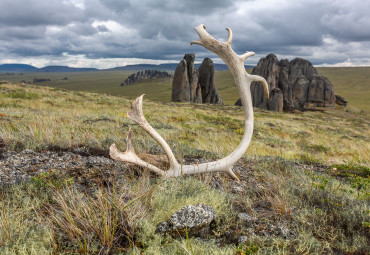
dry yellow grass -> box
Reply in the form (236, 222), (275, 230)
(1, 82), (369, 165)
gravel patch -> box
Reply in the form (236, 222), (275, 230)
(0, 149), (128, 185)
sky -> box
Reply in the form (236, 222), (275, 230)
(0, 0), (369, 69)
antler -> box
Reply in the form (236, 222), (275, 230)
(110, 24), (269, 181)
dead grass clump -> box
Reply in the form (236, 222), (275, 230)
(43, 175), (155, 254)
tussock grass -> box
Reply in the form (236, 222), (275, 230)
(44, 177), (152, 254)
(0, 183), (53, 254)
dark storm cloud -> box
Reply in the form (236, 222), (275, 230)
(0, 0), (369, 67)
(0, 0), (85, 27)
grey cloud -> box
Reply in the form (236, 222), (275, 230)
(0, 0), (84, 26)
(0, 0), (369, 67)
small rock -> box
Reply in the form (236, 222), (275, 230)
(278, 225), (294, 238)
(156, 203), (217, 237)
(238, 235), (248, 244)
(238, 213), (257, 225)
(231, 183), (245, 194)
(22, 149), (35, 154)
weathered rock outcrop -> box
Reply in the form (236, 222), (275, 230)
(198, 58), (223, 104)
(172, 60), (191, 102)
(267, 88), (284, 112)
(335, 94), (348, 106)
(120, 70), (171, 86)
(172, 54), (222, 104)
(236, 54), (339, 111)
(33, 78), (51, 83)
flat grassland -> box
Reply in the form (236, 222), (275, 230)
(2, 66), (369, 111)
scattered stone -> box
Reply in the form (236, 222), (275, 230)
(238, 213), (257, 226)
(156, 203), (217, 237)
(0, 149), (128, 185)
(238, 235), (248, 244)
(278, 225), (293, 238)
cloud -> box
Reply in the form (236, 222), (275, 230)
(0, 0), (369, 68)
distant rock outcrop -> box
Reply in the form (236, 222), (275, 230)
(235, 54), (339, 111)
(120, 70), (172, 86)
(172, 54), (223, 104)
(33, 78), (51, 83)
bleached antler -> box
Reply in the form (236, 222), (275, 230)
(110, 24), (269, 181)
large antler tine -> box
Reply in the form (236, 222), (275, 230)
(123, 94), (180, 169)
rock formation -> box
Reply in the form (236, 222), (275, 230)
(235, 54), (338, 111)
(171, 59), (191, 102)
(171, 54), (222, 104)
(198, 58), (223, 104)
(120, 70), (171, 86)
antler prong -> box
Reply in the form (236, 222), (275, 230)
(109, 136), (166, 176)
(240, 51), (255, 62)
(225, 28), (232, 45)
(190, 40), (203, 46)
(127, 94), (146, 125)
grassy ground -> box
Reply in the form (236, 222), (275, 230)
(317, 67), (370, 112)
(0, 83), (369, 254)
(2, 66), (369, 111)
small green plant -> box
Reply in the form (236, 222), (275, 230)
(31, 170), (74, 190)
(236, 242), (259, 255)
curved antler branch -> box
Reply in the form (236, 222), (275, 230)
(116, 95), (180, 169)
(110, 24), (269, 181)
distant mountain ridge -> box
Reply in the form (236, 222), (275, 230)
(0, 63), (255, 73)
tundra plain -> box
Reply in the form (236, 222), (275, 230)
(0, 67), (369, 254)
